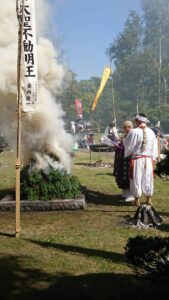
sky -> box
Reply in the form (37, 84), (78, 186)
(50, 0), (142, 80)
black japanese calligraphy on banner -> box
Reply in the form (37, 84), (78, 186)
(16, 0), (38, 112)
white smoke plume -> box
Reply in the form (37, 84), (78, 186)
(0, 0), (73, 173)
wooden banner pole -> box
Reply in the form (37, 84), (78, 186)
(15, 0), (24, 238)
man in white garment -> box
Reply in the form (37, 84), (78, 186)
(70, 121), (76, 134)
(123, 113), (158, 206)
(104, 122), (119, 141)
(101, 121), (119, 147)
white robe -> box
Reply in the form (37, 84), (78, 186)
(123, 126), (158, 198)
(104, 126), (119, 140)
(101, 126), (119, 147)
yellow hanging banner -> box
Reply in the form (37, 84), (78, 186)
(91, 66), (111, 111)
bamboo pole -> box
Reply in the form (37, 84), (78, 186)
(157, 131), (161, 162)
(158, 3), (162, 109)
(15, 1), (24, 238)
(157, 121), (161, 162)
(136, 95), (139, 114)
(111, 71), (116, 127)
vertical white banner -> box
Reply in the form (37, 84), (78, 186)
(17, 0), (38, 112)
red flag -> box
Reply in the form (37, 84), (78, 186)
(74, 99), (83, 119)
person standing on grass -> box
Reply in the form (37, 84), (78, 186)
(70, 121), (76, 134)
(104, 121), (119, 143)
(113, 120), (134, 202)
(123, 113), (158, 206)
(101, 121), (119, 148)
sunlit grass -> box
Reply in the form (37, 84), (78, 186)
(0, 150), (169, 299)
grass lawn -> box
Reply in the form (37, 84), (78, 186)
(0, 149), (169, 300)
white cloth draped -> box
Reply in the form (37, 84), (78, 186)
(130, 157), (154, 198)
(123, 126), (158, 198)
(104, 126), (119, 140)
(123, 127), (158, 160)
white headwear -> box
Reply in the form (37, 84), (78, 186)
(135, 114), (149, 123)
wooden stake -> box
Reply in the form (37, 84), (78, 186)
(157, 129), (161, 162)
(111, 71), (116, 127)
(15, 0), (24, 238)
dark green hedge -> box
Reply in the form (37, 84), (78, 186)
(155, 150), (169, 179)
(125, 236), (169, 278)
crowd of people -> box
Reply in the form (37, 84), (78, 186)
(104, 113), (168, 207)
(70, 113), (168, 207)
(70, 120), (95, 150)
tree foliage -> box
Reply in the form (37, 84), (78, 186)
(58, 0), (169, 132)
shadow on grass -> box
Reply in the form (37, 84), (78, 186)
(84, 189), (123, 206)
(0, 232), (15, 238)
(153, 212), (169, 232)
(39, 272), (168, 300)
(158, 223), (169, 232)
(158, 211), (169, 218)
(0, 254), (168, 300)
(97, 172), (114, 176)
(28, 239), (125, 263)
(0, 188), (14, 200)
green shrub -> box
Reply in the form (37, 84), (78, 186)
(21, 167), (82, 201)
(125, 236), (169, 279)
(155, 149), (169, 179)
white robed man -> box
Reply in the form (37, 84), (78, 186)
(101, 121), (119, 147)
(123, 113), (158, 206)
